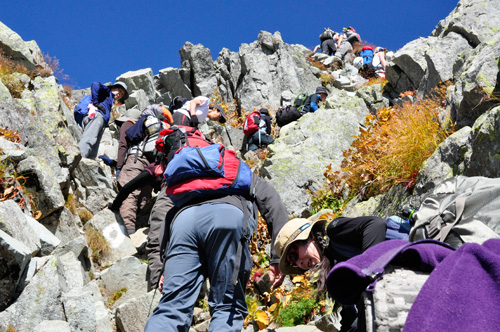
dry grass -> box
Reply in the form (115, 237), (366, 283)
(84, 225), (110, 265)
(0, 52), (32, 98)
(320, 73), (335, 86)
(325, 83), (454, 200)
(306, 57), (327, 71)
(107, 287), (128, 307)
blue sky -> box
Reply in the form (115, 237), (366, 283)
(2, 0), (458, 89)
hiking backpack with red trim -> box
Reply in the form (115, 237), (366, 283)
(155, 125), (212, 163)
(156, 125), (253, 207)
(243, 110), (261, 136)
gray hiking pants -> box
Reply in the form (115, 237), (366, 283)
(78, 112), (106, 159)
(117, 154), (152, 233)
(145, 202), (252, 332)
(146, 187), (174, 290)
(335, 41), (353, 61)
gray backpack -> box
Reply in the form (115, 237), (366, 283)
(409, 176), (500, 247)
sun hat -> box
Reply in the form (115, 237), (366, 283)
(315, 86), (328, 96)
(275, 218), (328, 275)
(110, 81), (129, 101)
(115, 108), (142, 124)
(214, 105), (227, 123)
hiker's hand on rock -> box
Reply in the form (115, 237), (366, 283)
(269, 263), (285, 289)
(158, 275), (164, 292)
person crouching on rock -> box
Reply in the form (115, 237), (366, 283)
(273, 216), (387, 331)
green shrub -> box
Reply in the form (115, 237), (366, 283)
(276, 298), (321, 327)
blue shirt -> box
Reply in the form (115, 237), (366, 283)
(90, 82), (115, 124)
(310, 94), (323, 112)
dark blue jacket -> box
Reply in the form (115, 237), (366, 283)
(90, 82), (115, 124)
(302, 94), (323, 113)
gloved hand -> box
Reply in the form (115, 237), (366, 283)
(190, 115), (200, 127)
(98, 155), (117, 167)
(115, 168), (121, 180)
(88, 103), (98, 119)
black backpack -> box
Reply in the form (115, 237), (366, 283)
(168, 96), (191, 113)
(319, 28), (335, 42)
(275, 105), (303, 127)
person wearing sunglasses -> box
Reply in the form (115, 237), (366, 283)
(274, 216), (386, 331)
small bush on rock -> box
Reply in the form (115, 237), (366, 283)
(325, 83), (454, 200)
(84, 225), (110, 264)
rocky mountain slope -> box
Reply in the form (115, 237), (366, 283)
(0, 0), (499, 331)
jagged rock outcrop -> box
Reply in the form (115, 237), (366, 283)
(260, 88), (370, 217)
(232, 31), (320, 111)
(0, 21), (51, 74)
(1, 0), (500, 330)
(386, 0), (500, 128)
(179, 42), (218, 98)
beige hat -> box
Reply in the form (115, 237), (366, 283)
(115, 108), (142, 124)
(275, 218), (327, 275)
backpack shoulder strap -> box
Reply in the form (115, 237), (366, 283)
(438, 194), (469, 242)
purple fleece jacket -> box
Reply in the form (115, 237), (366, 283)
(404, 239), (500, 332)
(326, 239), (454, 305)
(326, 239), (500, 331)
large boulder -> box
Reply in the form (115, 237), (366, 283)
(0, 76), (80, 218)
(179, 42), (217, 97)
(386, 0), (500, 129)
(0, 256), (66, 332)
(432, 0), (500, 47)
(156, 67), (192, 105)
(0, 21), (50, 73)
(0, 200), (60, 256)
(386, 33), (471, 95)
(447, 33), (500, 128)
(0, 229), (31, 311)
(234, 31), (320, 111)
(415, 105), (500, 196)
(261, 89), (369, 217)
(117, 68), (156, 103)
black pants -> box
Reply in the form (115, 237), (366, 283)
(321, 39), (337, 56)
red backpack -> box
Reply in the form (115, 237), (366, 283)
(243, 110), (261, 136)
(155, 125), (212, 163)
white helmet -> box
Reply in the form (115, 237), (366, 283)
(353, 56), (363, 69)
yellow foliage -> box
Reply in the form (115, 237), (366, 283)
(84, 225), (110, 265)
(326, 83), (454, 200)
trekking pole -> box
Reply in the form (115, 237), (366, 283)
(147, 288), (157, 317)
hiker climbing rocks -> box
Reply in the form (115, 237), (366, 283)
(335, 27), (360, 62)
(245, 108), (275, 152)
(172, 96), (227, 127)
(273, 216), (387, 331)
(144, 143), (289, 331)
(114, 108), (142, 176)
(76, 81), (129, 159)
(318, 28), (338, 56)
(372, 47), (388, 78)
(115, 104), (171, 235)
(302, 86), (328, 113)
(358, 46), (389, 79)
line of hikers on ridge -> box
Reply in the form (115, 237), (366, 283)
(312, 26), (394, 79)
(73, 81), (412, 331)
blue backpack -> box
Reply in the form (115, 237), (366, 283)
(360, 46), (374, 66)
(163, 142), (253, 207)
(74, 95), (92, 126)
